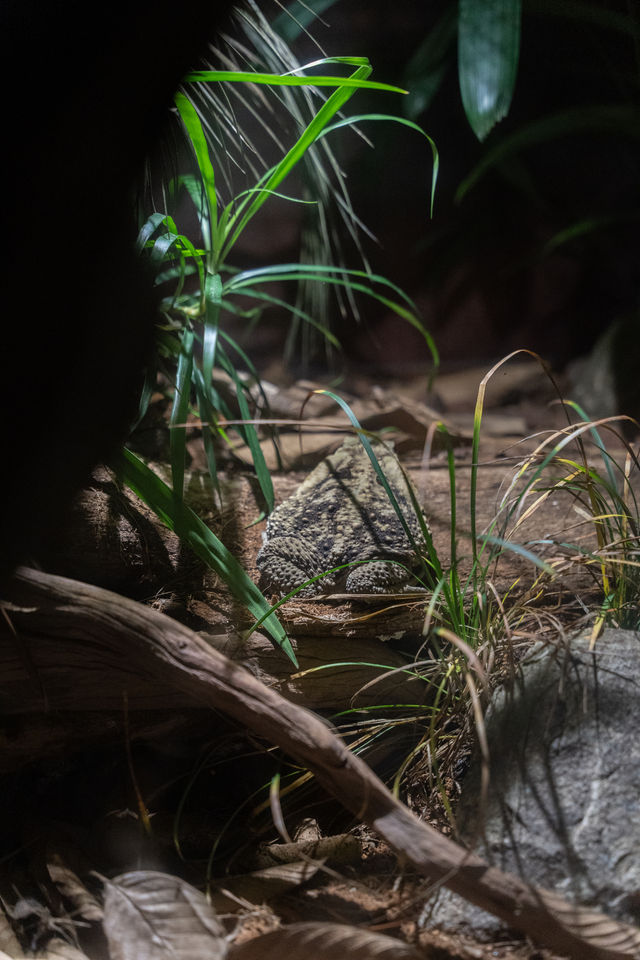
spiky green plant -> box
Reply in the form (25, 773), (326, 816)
(117, 13), (438, 661)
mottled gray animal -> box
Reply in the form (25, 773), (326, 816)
(257, 437), (428, 597)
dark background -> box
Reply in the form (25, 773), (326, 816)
(2, 0), (639, 574)
(240, 0), (640, 376)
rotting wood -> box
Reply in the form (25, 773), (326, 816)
(1, 567), (639, 960)
(0, 588), (426, 722)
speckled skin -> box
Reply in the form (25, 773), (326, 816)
(256, 437), (427, 597)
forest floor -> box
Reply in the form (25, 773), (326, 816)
(0, 356), (630, 960)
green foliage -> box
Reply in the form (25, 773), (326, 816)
(401, 0), (522, 138)
(507, 403), (640, 631)
(456, 104), (640, 203)
(403, 0), (640, 264)
(118, 449), (297, 663)
(147, 59), (436, 499)
(458, 0), (521, 141)
(403, 7), (457, 121)
(124, 44), (438, 651)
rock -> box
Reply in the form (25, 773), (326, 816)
(423, 628), (640, 937)
(567, 313), (640, 426)
(0, 0), (234, 583)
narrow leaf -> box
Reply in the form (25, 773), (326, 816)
(219, 63), (376, 258)
(170, 328), (194, 501)
(458, 0), (521, 141)
(174, 93), (217, 250)
(456, 104), (640, 201)
(203, 271), (222, 402)
(319, 113), (439, 216)
(214, 345), (274, 512)
(403, 6), (457, 119)
(136, 212), (170, 252)
(185, 69), (406, 94)
(118, 450), (295, 663)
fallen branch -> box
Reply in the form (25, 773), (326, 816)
(2, 567), (639, 960)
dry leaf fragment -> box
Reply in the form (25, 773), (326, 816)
(102, 871), (226, 960)
(228, 922), (422, 960)
(0, 911), (23, 958)
(47, 856), (103, 922)
(212, 860), (320, 910)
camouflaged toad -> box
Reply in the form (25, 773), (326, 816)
(256, 437), (427, 597)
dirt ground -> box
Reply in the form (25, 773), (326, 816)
(1, 357), (633, 959)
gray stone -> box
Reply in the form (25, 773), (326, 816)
(423, 629), (640, 936)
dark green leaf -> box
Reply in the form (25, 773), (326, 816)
(403, 5), (457, 119)
(219, 63), (377, 260)
(170, 328), (194, 501)
(458, 0), (522, 140)
(174, 93), (217, 254)
(456, 104), (640, 200)
(319, 113), (439, 216)
(214, 345), (274, 512)
(202, 271), (222, 404)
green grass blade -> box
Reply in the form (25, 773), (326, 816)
(136, 212), (173, 252)
(542, 214), (628, 255)
(319, 113), (439, 216)
(458, 0), (521, 141)
(223, 288), (342, 348)
(131, 365), (157, 432)
(313, 390), (433, 572)
(118, 449), (295, 664)
(184, 68), (406, 95)
(203, 271), (222, 403)
(456, 105), (640, 201)
(480, 534), (554, 574)
(194, 381), (221, 497)
(214, 345), (274, 512)
(149, 232), (184, 266)
(174, 93), (217, 257)
(225, 263), (439, 371)
(170, 328), (194, 501)
(219, 63), (377, 260)
(180, 174), (212, 254)
(226, 262), (413, 297)
(403, 5), (457, 120)
(562, 400), (620, 491)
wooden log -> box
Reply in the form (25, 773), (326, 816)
(1, 567), (639, 960)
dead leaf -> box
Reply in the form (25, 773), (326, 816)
(228, 922), (422, 959)
(102, 871), (226, 960)
(227, 376), (469, 470)
(0, 912), (22, 958)
(47, 855), (103, 922)
(212, 860), (319, 911)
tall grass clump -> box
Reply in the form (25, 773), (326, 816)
(115, 7), (438, 659)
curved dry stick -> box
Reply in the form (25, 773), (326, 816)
(2, 567), (639, 960)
